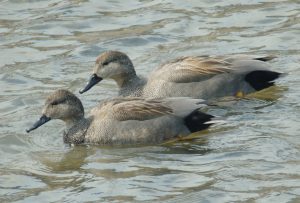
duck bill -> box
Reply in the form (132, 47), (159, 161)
(26, 115), (51, 133)
(79, 74), (103, 94)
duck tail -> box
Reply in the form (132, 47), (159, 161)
(245, 70), (282, 91)
(184, 110), (214, 133)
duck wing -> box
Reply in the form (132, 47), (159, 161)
(91, 97), (173, 121)
(148, 56), (232, 83)
(112, 98), (173, 121)
(148, 55), (276, 83)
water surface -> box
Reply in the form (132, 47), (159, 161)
(0, 0), (300, 202)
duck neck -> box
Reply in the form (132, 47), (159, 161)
(64, 115), (85, 130)
(63, 117), (90, 144)
(113, 72), (144, 96)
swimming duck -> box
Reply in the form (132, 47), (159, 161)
(26, 89), (214, 145)
(79, 51), (281, 99)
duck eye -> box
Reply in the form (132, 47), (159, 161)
(51, 101), (59, 105)
(102, 61), (109, 66)
(51, 98), (66, 106)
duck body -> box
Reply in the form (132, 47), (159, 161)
(79, 51), (281, 99)
(143, 57), (280, 99)
(77, 115), (188, 145)
(27, 90), (213, 145)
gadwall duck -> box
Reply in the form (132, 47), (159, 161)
(79, 51), (281, 99)
(26, 89), (214, 145)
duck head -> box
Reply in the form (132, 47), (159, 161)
(79, 51), (136, 94)
(26, 89), (84, 133)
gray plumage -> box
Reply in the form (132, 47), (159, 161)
(27, 90), (213, 145)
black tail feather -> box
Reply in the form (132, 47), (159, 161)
(245, 70), (281, 91)
(184, 110), (214, 133)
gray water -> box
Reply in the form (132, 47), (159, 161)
(1, 0), (300, 202)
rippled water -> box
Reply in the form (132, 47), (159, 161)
(1, 0), (300, 202)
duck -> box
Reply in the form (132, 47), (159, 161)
(79, 51), (281, 99)
(26, 89), (214, 145)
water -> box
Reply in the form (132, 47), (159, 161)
(0, 0), (299, 202)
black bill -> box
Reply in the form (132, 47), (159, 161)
(79, 74), (103, 94)
(26, 115), (51, 133)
